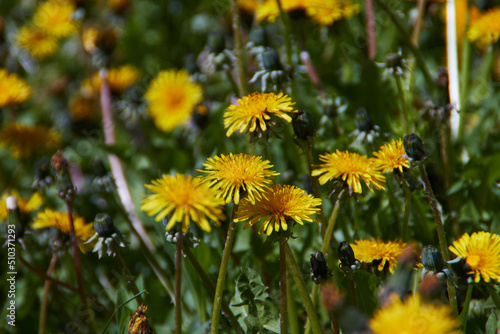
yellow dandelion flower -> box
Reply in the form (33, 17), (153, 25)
(199, 153), (279, 205)
(141, 174), (225, 233)
(224, 92), (297, 137)
(0, 190), (44, 222)
(32, 209), (96, 246)
(373, 139), (410, 173)
(83, 65), (140, 96)
(256, 0), (305, 23)
(69, 95), (95, 122)
(312, 150), (386, 194)
(370, 294), (460, 334)
(306, 0), (361, 26)
(0, 123), (61, 159)
(468, 8), (500, 49)
(33, 0), (78, 38)
(15, 26), (58, 59)
(351, 239), (406, 273)
(449, 231), (500, 283)
(235, 184), (322, 235)
(145, 69), (203, 132)
(0, 69), (32, 108)
(238, 0), (258, 13)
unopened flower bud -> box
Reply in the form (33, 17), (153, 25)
(51, 151), (75, 200)
(355, 108), (374, 132)
(292, 109), (315, 141)
(94, 213), (116, 238)
(422, 245), (445, 273)
(338, 241), (360, 270)
(404, 133), (426, 162)
(310, 251), (333, 284)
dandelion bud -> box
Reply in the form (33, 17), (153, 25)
(384, 51), (405, 75)
(51, 151), (75, 200)
(127, 304), (152, 334)
(403, 133), (426, 162)
(310, 251), (333, 284)
(292, 109), (315, 141)
(422, 245), (445, 273)
(355, 108), (374, 132)
(338, 241), (360, 271)
(94, 213), (116, 238)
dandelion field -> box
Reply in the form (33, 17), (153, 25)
(1, 0), (500, 333)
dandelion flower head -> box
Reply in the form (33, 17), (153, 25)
(467, 8), (500, 49)
(224, 92), (297, 137)
(373, 138), (410, 173)
(449, 231), (500, 283)
(0, 123), (61, 159)
(141, 174), (225, 232)
(199, 153), (279, 204)
(83, 66), (140, 96)
(0, 69), (32, 108)
(235, 184), (321, 235)
(312, 150), (386, 194)
(33, 0), (78, 39)
(145, 69), (203, 132)
(15, 26), (58, 59)
(370, 293), (460, 334)
(351, 239), (407, 273)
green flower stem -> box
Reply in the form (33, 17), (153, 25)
(305, 144), (326, 236)
(305, 195), (343, 334)
(66, 201), (86, 302)
(486, 285), (500, 310)
(229, 0), (248, 96)
(285, 243), (323, 334)
(39, 252), (58, 334)
(459, 1), (472, 137)
(287, 273), (299, 334)
(280, 239), (288, 334)
(183, 246), (243, 334)
(411, 0), (426, 45)
(401, 179), (412, 241)
(211, 203), (239, 334)
(394, 74), (409, 134)
(224, 67), (241, 96)
(459, 284), (474, 331)
(175, 226), (183, 334)
(115, 250), (145, 305)
(418, 164), (458, 316)
(374, 0), (435, 91)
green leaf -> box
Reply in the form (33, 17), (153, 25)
(230, 268), (280, 333)
(486, 310), (500, 334)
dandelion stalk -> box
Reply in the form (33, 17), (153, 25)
(279, 237), (288, 334)
(175, 226), (183, 334)
(401, 178), (411, 241)
(418, 164), (458, 316)
(114, 250), (145, 305)
(287, 273), (299, 334)
(229, 0), (248, 96)
(394, 74), (409, 134)
(304, 144), (326, 236)
(285, 243), (323, 334)
(211, 203), (239, 334)
(39, 252), (58, 334)
(184, 245), (243, 334)
(66, 201), (86, 302)
(459, 284), (474, 331)
(459, 1), (472, 137)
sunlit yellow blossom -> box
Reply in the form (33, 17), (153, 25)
(69, 95), (95, 121)
(224, 92), (297, 137)
(312, 150), (386, 194)
(306, 0), (361, 26)
(141, 174), (225, 232)
(145, 69), (203, 132)
(370, 294), (460, 334)
(83, 66), (139, 95)
(238, 0), (257, 13)
(235, 184), (321, 235)
(199, 153), (278, 204)
(33, 0), (78, 38)
(449, 231), (500, 283)
(373, 139), (410, 173)
(468, 8), (500, 49)
(351, 239), (406, 273)
(0, 69), (32, 108)
(0, 190), (43, 222)
(15, 26), (58, 59)
(256, 0), (305, 23)
(0, 123), (61, 159)
(33, 209), (96, 249)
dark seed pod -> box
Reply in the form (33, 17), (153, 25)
(292, 109), (315, 141)
(310, 251), (333, 284)
(94, 213), (116, 238)
(404, 133), (426, 161)
(422, 245), (445, 273)
(338, 241), (360, 270)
